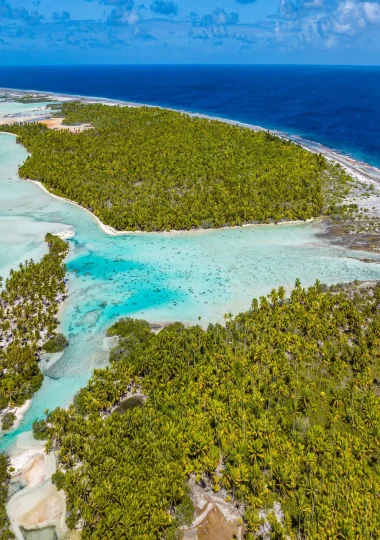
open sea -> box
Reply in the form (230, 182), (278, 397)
(0, 64), (379, 167)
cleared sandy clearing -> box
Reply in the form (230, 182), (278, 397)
(40, 117), (93, 132)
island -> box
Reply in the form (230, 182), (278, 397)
(0, 234), (69, 421)
(0, 101), (353, 232)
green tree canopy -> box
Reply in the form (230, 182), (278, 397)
(44, 280), (380, 539)
(0, 102), (344, 231)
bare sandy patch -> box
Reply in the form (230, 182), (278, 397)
(7, 446), (67, 539)
(181, 476), (245, 540)
(40, 117), (93, 133)
(18, 485), (65, 531)
(23, 454), (46, 488)
(10, 448), (46, 490)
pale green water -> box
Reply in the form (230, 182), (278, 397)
(2, 122), (380, 451)
(0, 100), (52, 120)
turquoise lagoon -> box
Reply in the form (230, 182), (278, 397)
(2, 130), (380, 451)
(0, 100), (53, 121)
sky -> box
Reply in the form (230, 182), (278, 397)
(0, 0), (380, 65)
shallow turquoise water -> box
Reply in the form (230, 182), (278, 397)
(2, 129), (380, 451)
(0, 100), (53, 120)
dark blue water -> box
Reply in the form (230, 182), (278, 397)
(1, 65), (379, 167)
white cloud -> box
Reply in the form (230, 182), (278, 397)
(280, 0), (326, 18)
(320, 0), (380, 37)
(325, 34), (338, 47)
(126, 8), (140, 24)
(276, 0), (380, 48)
(196, 8), (240, 27)
(107, 6), (140, 24)
(363, 1), (380, 22)
(304, 0), (324, 7)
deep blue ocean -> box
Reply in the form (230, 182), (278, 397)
(0, 64), (379, 167)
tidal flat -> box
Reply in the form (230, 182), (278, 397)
(2, 93), (380, 455)
(0, 98), (54, 124)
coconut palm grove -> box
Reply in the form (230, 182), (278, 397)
(0, 93), (379, 539)
(0, 234), (69, 416)
(0, 101), (333, 231)
(1, 0), (380, 531)
(33, 281), (380, 538)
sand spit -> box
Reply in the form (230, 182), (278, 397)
(53, 230), (75, 240)
(12, 450), (46, 488)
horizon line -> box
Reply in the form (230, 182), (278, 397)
(1, 63), (380, 68)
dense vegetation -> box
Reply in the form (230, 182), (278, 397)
(0, 102), (344, 231)
(38, 280), (380, 539)
(0, 413), (16, 432)
(0, 454), (13, 539)
(0, 233), (68, 413)
(42, 333), (69, 353)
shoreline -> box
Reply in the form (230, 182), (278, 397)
(2, 91), (380, 537)
(0, 134), (357, 239)
(12, 400), (32, 432)
(1, 86), (380, 179)
(1, 88), (380, 205)
(0, 400), (32, 437)
(2, 96), (380, 246)
(26, 179), (127, 236)
(28, 180), (317, 236)
(2, 94), (380, 249)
